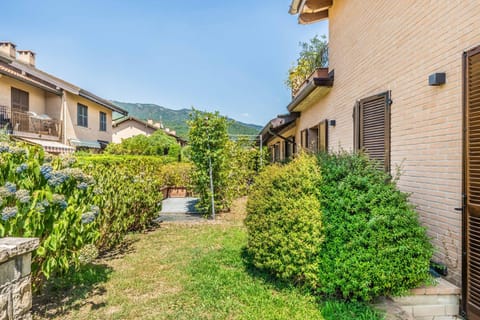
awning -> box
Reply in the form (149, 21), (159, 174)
(20, 138), (75, 154)
(69, 139), (101, 149)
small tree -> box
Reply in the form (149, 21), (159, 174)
(286, 35), (329, 93)
(187, 109), (230, 215)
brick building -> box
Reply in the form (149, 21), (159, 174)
(261, 1), (480, 317)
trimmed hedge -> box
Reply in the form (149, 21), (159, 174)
(76, 155), (192, 250)
(316, 152), (433, 300)
(245, 152), (433, 301)
(245, 155), (323, 287)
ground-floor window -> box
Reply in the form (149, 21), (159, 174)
(353, 91), (391, 172)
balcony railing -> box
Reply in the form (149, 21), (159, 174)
(0, 105), (61, 138)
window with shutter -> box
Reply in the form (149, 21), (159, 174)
(301, 129), (308, 149)
(464, 45), (480, 319)
(285, 136), (295, 159)
(353, 91), (391, 172)
(308, 126), (319, 151)
(318, 119), (328, 152)
(11, 87), (29, 112)
(77, 103), (88, 127)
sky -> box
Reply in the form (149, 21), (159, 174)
(1, 0), (327, 126)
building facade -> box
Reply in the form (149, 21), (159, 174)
(261, 1), (480, 317)
(0, 42), (127, 153)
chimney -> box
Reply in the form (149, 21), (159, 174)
(0, 42), (16, 59)
(153, 122), (161, 128)
(17, 50), (36, 67)
(165, 128), (170, 133)
(147, 119), (153, 125)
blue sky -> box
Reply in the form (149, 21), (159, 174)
(1, 0), (327, 125)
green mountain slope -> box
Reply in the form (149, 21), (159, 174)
(112, 101), (262, 139)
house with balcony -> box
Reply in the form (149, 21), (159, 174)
(0, 42), (127, 153)
(261, 1), (480, 318)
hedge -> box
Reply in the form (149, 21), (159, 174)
(245, 152), (433, 301)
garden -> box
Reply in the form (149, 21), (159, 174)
(0, 111), (434, 319)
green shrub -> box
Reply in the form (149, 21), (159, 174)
(76, 155), (173, 250)
(245, 152), (433, 301)
(316, 152), (433, 300)
(104, 130), (181, 160)
(245, 154), (323, 287)
(0, 142), (98, 287)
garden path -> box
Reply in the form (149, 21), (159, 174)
(156, 197), (205, 222)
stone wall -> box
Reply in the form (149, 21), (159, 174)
(0, 238), (39, 320)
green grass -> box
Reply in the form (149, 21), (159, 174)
(33, 202), (384, 320)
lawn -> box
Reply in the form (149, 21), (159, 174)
(32, 198), (383, 320)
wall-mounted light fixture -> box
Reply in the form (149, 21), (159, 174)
(329, 119), (336, 127)
(428, 72), (446, 86)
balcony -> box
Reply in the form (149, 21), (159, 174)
(0, 105), (61, 140)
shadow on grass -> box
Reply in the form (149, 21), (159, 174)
(32, 238), (139, 319)
(98, 237), (138, 260)
(32, 263), (112, 319)
(241, 247), (384, 320)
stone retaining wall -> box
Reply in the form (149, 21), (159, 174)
(0, 238), (39, 320)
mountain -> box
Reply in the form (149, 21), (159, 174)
(111, 101), (262, 139)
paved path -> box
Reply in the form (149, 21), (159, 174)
(156, 197), (206, 222)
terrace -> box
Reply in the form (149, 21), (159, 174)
(0, 105), (61, 140)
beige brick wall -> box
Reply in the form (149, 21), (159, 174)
(294, 0), (480, 285)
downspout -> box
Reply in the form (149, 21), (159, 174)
(61, 91), (67, 145)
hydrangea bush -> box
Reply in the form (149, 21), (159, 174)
(0, 143), (99, 287)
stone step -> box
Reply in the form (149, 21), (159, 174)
(390, 279), (461, 320)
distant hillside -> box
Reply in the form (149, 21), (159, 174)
(112, 101), (262, 139)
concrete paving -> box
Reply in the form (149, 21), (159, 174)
(156, 197), (206, 222)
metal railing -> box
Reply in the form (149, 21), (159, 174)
(0, 105), (61, 137)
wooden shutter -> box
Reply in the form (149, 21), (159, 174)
(357, 92), (390, 172)
(465, 46), (480, 320)
(11, 87), (29, 112)
(353, 102), (360, 151)
(301, 129), (308, 149)
(318, 119), (328, 152)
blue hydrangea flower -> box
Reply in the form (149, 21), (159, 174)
(15, 189), (31, 204)
(10, 147), (26, 156)
(77, 182), (89, 190)
(90, 205), (100, 216)
(15, 163), (28, 174)
(0, 144), (10, 153)
(81, 212), (95, 224)
(40, 165), (53, 180)
(35, 203), (45, 213)
(52, 194), (67, 210)
(1, 206), (17, 221)
(41, 200), (50, 208)
(47, 171), (68, 187)
(4, 182), (16, 194)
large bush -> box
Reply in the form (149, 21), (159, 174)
(245, 152), (433, 301)
(316, 152), (433, 300)
(76, 155), (191, 250)
(245, 154), (323, 288)
(0, 142), (98, 287)
(105, 130), (181, 160)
